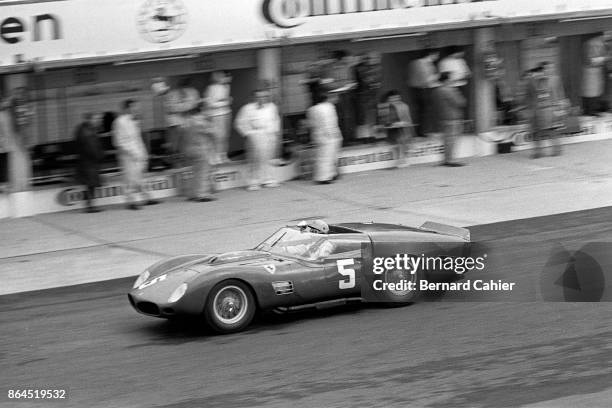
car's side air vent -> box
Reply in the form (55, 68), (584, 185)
(272, 281), (294, 295)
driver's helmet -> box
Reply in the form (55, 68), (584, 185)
(298, 219), (330, 234)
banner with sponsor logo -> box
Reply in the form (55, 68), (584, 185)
(493, 114), (612, 152)
(337, 143), (399, 173)
(1, 0), (612, 69)
(336, 135), (489, 173)
(0, 160), (298, 218)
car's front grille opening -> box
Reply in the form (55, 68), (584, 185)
(128, 294), (136, 307)
(137, 302), (160, 316)
(161, 307), (175, 315)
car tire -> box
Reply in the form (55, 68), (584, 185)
(379, 267), (424, 305)
(204, 280), (256, 334)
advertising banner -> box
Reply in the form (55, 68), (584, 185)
(2, 0), (612, 69)
(493, 114), (612, 152)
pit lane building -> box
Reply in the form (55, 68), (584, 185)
(1, 0), (612, 217)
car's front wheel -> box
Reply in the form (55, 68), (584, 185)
(204, 280), (256, 334)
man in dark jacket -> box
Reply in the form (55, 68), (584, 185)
(432, 72), (466, 166)
(75, 113), (104, 212)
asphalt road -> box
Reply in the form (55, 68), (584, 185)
(2, 207), (612, 408)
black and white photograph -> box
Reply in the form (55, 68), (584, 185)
(2, 0), (612, 407)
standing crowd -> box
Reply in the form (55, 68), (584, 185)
(303, 47), (471, 171)
(74, 73), (285, 212)
(73, 45), (580, 212)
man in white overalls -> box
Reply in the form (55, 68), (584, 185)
(234, 88), (281, 191)
(306, 90), (342, 184)
(204, 71), (233, 164)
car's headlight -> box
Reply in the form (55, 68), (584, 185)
(133, 270), (150, 289)
(168, 283), (188, 303)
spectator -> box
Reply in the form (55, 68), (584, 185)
(407, 49), (440, 137)
(322, 50), (358, 144)
(380, 90), (415, 168)
(204, 71), (233, 164)
(438, 46), (471, 88)
(234, 87), (282, 191)
(439, 46), (471, 119)
(303, 60), (328, 107)
(524, 65), (564, 158)
(354, 52), (382, 140)
(306, 89), (342, 184)
(605, 34), (612, 111)
(164, 78), (201, 166)
(100, 111), (117, 134)
(494, 67), (519, 125)
(432, 72), (466, 167)
(515, 68), (538, 123)
(183, 103), (217, 202)
(540, 61), (567, 103)
(582, 33), (607, 116)
(74, 113), (104, 213)
(112, 99), (159, 210)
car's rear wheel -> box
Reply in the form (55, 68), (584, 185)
(380, 267), (424, 305)
(204, 280), (256, 334)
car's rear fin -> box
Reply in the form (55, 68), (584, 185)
(419, 221), (470, 241)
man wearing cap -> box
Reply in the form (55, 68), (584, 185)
(234, 87), (281, 191)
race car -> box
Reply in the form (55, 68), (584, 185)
(128, 219), (471, 334)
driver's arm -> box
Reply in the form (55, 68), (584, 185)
(281, 243), (309, 256)
(313, 240), (335, 259)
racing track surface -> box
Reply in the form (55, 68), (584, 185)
(2, 207), (612, 408)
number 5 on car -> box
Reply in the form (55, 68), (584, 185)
(337, 259), (356, 289)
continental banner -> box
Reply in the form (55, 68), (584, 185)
(47, 160), (298, 211)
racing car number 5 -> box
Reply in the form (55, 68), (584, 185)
(337, 259), (355, 289)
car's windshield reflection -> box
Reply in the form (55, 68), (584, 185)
(256, 228), (335, 261)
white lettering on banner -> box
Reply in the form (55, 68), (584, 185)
(508, 125), (598, 147)
(56, 176), (178, 206)
(0, 14), (61, 44)
(510, 129), (532, 146)
(338, 151), (395, 167)
(261, 0), (498, 28)
(213, 171), (240, 183)
(409, 141), (444, 157)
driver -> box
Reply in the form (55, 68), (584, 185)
(298, 219), (330, 234)
(282, 220), (335, 259)
(282, 238), (335, 260)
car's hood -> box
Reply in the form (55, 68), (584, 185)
(148, 250), (275, 277)
(132, 250), (281, 297)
